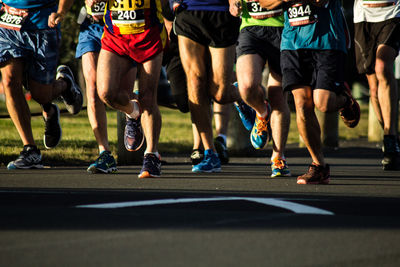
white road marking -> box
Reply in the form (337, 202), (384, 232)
(76, 197), (334, 215)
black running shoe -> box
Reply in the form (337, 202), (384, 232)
(56, 65), (83, 115)
(190, 149), (204, 166)
(214, 136), (229, 164)
(124, 115), (144, 152)
(382, 135), (400, 170)
(43, 103), (62, 149)
(138, 153), (161, 178)
(7, 146), (43, 169)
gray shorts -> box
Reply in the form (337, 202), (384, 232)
(0, 27), (61, 84)
(236, 26), (282, 76)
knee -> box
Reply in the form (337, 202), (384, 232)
(295, 98), (314, 119)
(97, 89), (113, 106)
(375, 61), (392, 82)
(213, 84), (232, 104)
(314, 101), (329, 113)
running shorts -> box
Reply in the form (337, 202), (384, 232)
(174, 10), (240, 48)
(236, 25), (282, 76)
(0, 27), (60, 84)
(101, 24), (167, 64)
(281, 49), (346, 93)
(75, 20), (103, 58)
(354, 18), (400, 74)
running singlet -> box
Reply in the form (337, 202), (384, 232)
(104, 0), (163, 35)
(0, 0), (56, 30)
(181, 0), (229, 11)
(281, 0), (347, 53)
(86, 2), (106, 21)
(354, 0), (400, 23)
(240, 0), (283, 30)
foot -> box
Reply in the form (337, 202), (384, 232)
(87, 151), (118, 174)
(233, 82), (256, 131)
(138, 153), (162, 178)
(190, 149), (204, 166)
(382, 135), (400, 171)
(297, 163), (330, 185)
(56, 65), (83, 115)
(214, 136), (229, 164)
(43, 103), (62, 149)
(250, 100), (272, 149)
(270, 157), (291, 177)
(7, 146), (43, 169)
(124, 114), (144, 152)
(339, 82), (360, 128)
(192, 149), (221, 173)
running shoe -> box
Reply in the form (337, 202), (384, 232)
(192, 149), (221, 173)
(297, 163), (330, 185)
(124, 115), (144, 152)
(56, 65), (83, 115)
(250, 100), (272, 149)
(7, 146), (43, 170)
(43, 103), (62, 149)
(339, 82), (360, 128)
(382, 135), (400, 171)
(138, 153), (162, 178)
(233, 82), (256, 131)
(87, 151), (118, 174)
(214, 136), (229, 164)
(190, 149), (204, 166)
(270, 157), (291, 177)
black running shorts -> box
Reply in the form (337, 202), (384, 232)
(354, 18), (400, 75)
(174, 10), (240, 48)
(281, 49), (346, 93)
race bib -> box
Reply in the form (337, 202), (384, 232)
(87, 2), (106, 21)
(362, 0), (396, 8)
(246, 1), (282, 19)
(108, 0), (149, 34)
(0, 4), (28, 31)
(287, 3), (317, 26)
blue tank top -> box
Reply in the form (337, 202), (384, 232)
(280, 0), (347, 53)
(182, 0), (229, 11)
(1, 0), (57, 30)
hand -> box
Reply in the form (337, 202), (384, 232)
(48, 12), (64, 28)
(229, 0), (241, 17)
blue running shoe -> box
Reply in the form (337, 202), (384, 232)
(124, 115), (144, 152)
(87, 151), (117, 174)
(270, 157), (291, 177)
(250, 100), (272, 149)
(233, 83), (256, 131)
(192, 149), (221, 173)
(139, 153), (162, 178)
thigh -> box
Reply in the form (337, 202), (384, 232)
(97, 49), (135, 96)
(236, 53), (265, 88)
(208, 45), (236, 91)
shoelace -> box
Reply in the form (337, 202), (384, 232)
(255, 117), (269, 135)
(126, 119), (139, 136)
(272, 158), (285, 169)
(96, 152), (110, 164)
(143, 154), (160, 169)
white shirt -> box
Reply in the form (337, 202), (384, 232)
(354, 0), (400, 23)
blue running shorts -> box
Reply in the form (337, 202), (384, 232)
(0, 27), (61, 85)
(75, 21), (104, 59)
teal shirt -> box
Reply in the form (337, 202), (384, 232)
(1, 0), (58, 30)
(281, 0), (347, 53)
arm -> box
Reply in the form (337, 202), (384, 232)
(48, 0), (75, 28)
(229, 0), (241, 17)
(259, 0), (287, 10)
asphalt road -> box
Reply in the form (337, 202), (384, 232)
(1, 144), (400, 267)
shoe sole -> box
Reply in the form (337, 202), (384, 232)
(271, 172), (292, 178)
(192, 167), (221, 173)
(297, 178), (330, 185)
(7, 163), (44, 170)
(138, 171), (161, 178)
(124, 134), (145, 152)
(43, 104), (62, 149)
(87, 165), (118, 174)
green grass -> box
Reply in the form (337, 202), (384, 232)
(0, 100), (374, 167)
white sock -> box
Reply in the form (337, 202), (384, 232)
(126, 100), (140, 119)
(145, 151), (160, 158)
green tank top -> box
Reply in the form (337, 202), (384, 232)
(240, 0), (284, 30)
